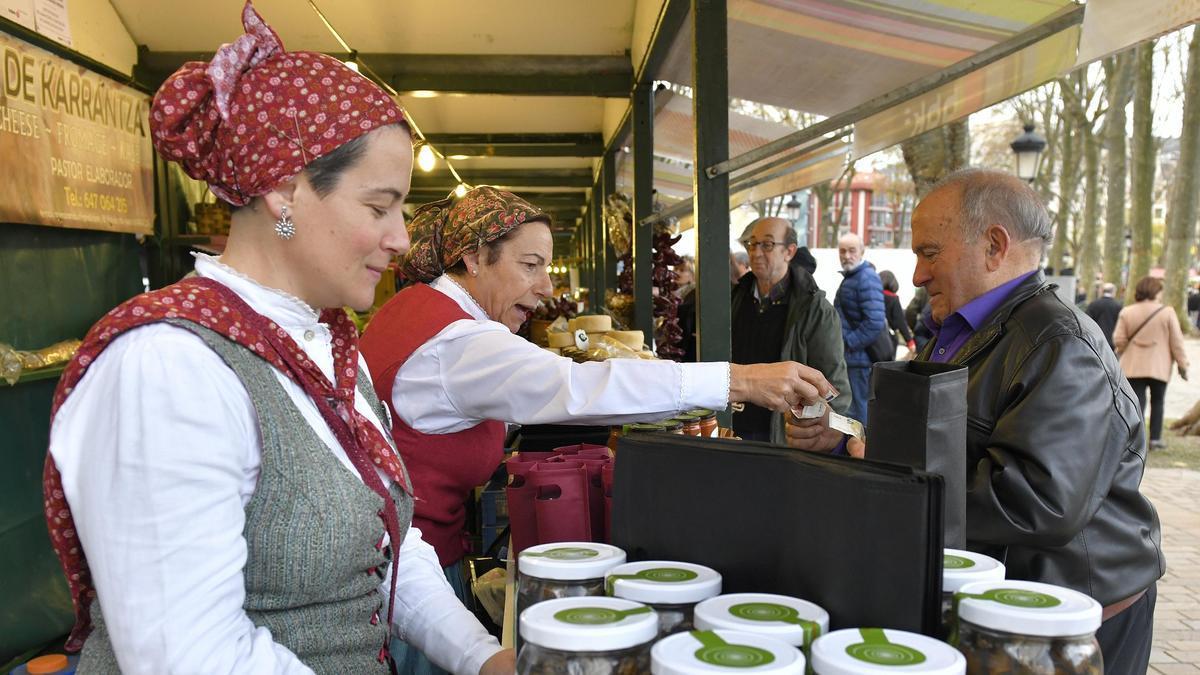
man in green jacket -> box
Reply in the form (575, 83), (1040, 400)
(731, 217), (852, 442)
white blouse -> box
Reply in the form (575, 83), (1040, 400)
(48, 255), (501, 675)
(391, 275), (731, 434)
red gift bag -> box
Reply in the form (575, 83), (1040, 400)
(529, 461), (592, 544)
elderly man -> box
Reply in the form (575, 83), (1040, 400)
(1086, 282), (1123, 349)
(787, 169), (1164, 673)
(834, 233), (885, 424)
(731, 217), (851, 441)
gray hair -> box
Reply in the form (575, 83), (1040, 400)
(930, 168), (1052, 249)
(731, 250), (749, 266)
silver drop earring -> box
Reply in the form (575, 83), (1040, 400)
(274, 206), (295, 240)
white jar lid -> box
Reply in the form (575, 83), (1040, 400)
(651, 629), (806, 674)
(693, 593), (829, 648)
(810, 628), (966, 675)
(956, 579), (1102, 637)
(606, 561), (722, 604)
(519, 596), (658, 652)
(518, 542), (626, 581)
(942, 548), (1006, 593)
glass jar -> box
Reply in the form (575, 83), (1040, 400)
(626, 423), (667, 435)
(654, 419), (685, 434)
(652, 629), (806, 674)
(672, 414), (703, 436)
(810, 628), (965, 675)
(940, 549), (1005, 640)
(954, 580), (1103, 675)
(607, 425), (623, 452)
(517, 597), (658, 675)
(694, 593), (829, 664)
(686, 409), (719, 437)
(606, 561), (723, 637)
(517, 543), (627, 618)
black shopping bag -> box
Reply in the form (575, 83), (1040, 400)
(867, 360), (967, 549)
(611, 433), (944, 635)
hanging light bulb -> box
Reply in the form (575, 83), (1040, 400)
(417, 144), (436, 172)
(454, 183), (468, 198)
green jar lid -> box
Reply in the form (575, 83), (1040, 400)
(627, 423), (666, 433)
(655, 419), (684, 431)
(687, 408), (717, 419)
(673, 413), (701, 422)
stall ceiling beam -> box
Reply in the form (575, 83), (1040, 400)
(707, 4), (1087, 178)
(410, 169), (594, 189)
(424, 133), (604, 157)
(601, 0), (692, 157)
(137, 51), (632, 97)
(693, 0), (732, 374)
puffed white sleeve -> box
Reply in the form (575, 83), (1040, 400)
(49, 325), (314, 675)
(384, 526), (503, 675)
(394, 321), (730, 434)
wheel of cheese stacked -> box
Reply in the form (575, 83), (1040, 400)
(608, 330), (644, 350)
(543, 347), (562, 355)
(573, 315), (612, 333)
(547, 332), (577, 348)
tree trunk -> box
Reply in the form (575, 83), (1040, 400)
(1165, 30), (1200, 327)
(1127, 40), (1157, 303)
(902, 120), (970, 199)
(1102, 53), (1136, 287)
(1049, 84), (1080, 274)
(1079, 133), (1102, 302)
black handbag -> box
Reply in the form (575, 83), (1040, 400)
(866, 361), (968, 549)
(611, 433), (944, 635)
(865, 327), (896, 363)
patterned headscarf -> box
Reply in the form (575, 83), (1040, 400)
(402, 186), (550, 282)
(149, 1), (405, 206)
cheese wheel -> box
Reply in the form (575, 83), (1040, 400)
(547, 332), (576, 348)
(543, 347), (562, 355)
(572, 315), (612, 333)
(566, 318), (578, 332)
(608, 330), (644, 349)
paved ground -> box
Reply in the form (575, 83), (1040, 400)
(1144, 335), (1200, 673)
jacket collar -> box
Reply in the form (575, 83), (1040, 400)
(918, 270), (1051, 365)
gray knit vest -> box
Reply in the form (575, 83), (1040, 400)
(77, 321), (414, 674)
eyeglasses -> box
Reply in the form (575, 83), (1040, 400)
(744, 240), (781, 252)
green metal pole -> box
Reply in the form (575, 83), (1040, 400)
(693, 0), (732, 422)
(602, 151), (619, 293)
(632, 84), (655, 336)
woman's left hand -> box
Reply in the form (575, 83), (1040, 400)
(480, 648), (516, 675)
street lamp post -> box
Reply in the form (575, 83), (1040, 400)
(1010, 123), (1047, 183)
(785, 193), (804, 246)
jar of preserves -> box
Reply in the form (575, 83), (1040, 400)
(606, 561), (723, 636)
(626, 423), (667, 435)
(940, 549), (1004, 640)
(517, 542), (627, 618)
(517, 596), (658, 674)
(694, 592), (829, 663)
(810, 628), (965, 674)
(672, 414), (703, 436)
(954, 579), (1103, 674)
(686, 409), (719, 437)
(652, 629), (806, 674)
(655, 419), (685, 434)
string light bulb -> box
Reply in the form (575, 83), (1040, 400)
(417, 144), (437, 172)
(454, 183), (468, 198)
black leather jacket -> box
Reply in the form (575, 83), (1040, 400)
(919, 272), (1164, 605)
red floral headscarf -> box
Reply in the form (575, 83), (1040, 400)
(402, 186), (550, 282)
(149, 1), (405, 206)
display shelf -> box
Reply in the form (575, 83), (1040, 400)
(1, 363), (67, 388)
(167, 234), (228, 255)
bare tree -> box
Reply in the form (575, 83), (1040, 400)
(1102, 52), (1136, 287)
(1061, 68), (1108, 300)
(1127, 40), (1158, 303)
(902, 120), (970, 199)
(1164, 30), (1200, 325)
(812, 164), (856, 246)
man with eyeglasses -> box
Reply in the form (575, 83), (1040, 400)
(730, 217), (851, 442)
(834, 232), (885, 425)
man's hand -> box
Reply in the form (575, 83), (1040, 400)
(729, 362), (837, 412)
(784, 409), (867, 458)
(479, 648), (515, 675)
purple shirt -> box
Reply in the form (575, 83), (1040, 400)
(929, 271), (1039, 363)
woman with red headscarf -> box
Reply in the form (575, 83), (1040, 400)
(43, 3), (511, 674)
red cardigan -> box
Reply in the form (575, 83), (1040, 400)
(360, 283), (505, 566)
